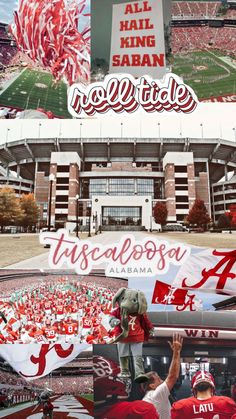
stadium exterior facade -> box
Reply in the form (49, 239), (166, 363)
(0, 138), (235, 230)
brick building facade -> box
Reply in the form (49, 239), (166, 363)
(0, 138), (235, 230)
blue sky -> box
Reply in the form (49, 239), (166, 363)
(0, 0), (90, 28)
(0, 0), (18, 24)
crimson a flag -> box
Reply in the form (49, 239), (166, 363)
(152, 280), (188, 305)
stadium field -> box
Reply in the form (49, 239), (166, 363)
(0, 68), (71, 118)
(173, 50), (236, 100)
(82, 394), (94, 401)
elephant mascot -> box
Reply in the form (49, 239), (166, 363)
(109, 287), (154, 383)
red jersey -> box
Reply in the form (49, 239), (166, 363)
(56, 305), (64, 315)
(82, 318), (93, 329)
(34, 314), (43, 323)
(43, 326), (57, 340)
(44, 301), (52, 310)
(110, 308), (153, 343)
(62, 322), (78, 335)
(171, 396), (236, 419)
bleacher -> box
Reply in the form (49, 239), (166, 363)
(172, 1), (221, 18)
(172, 26), (236, 53)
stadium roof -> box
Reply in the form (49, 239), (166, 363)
(0, 137), (235, 182)
(213, 296), (236, 309)
(148, 310), (236, 329)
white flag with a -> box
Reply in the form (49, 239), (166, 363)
(0, 343), (89, 381)
(173, 248), (236, 295)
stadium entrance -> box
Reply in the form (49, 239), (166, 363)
(143, 353), (236, 399)
(102, 206), (142, 229)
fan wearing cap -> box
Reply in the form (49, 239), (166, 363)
(141, 334), (183, 419)
(171, 370), (236, 418)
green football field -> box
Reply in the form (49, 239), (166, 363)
(0, 68), (71, 118)
(172, 50), (236, 99)
(81, 394), (93, 401)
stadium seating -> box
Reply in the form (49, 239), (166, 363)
(172, 26), (236, 54)
(0, 44), (18, 67)
(224, 8), (236, 18)
(172, 2), (220, 18)
(33, 375), (93, 394)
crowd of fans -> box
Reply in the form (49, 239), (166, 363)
(172, 1), (220, 18)
(224, 8), (236, 19)
(0, 275), (125, 344)
(0, 353), (93, 408)
(172, 26), (236, 54)
(0, 369), (27, 387)
(34, 375), (93, 395)
(0, 368), (38, 407)
(0, 45), (18, 68)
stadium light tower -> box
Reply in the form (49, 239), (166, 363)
(200, 123), (204, 139)
(233, 127), (236, 142)
(87, 202), (92, 237)
(38, 122), (42, 139)
(158, 122), (161, 138)
(5, 128), (10, 145)
(75, 194), (80, 238)
(48, 173), (55, 231)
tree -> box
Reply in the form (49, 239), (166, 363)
(217, 213), (232, 229)
(0, 187), (23, 232)
(153, 201), (168, 229)
(20, 193), (40, 231)
(227, 204), (236, 227)
(187, 199), (210, 228)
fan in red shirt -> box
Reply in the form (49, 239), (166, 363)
(171, 371), (236, 419)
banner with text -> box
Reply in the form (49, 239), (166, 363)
(109, 0), (166, 78)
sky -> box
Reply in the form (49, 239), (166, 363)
(0, 0), (18, 25)
(0, 103), (236, 143)
(0, 0), (90, 30)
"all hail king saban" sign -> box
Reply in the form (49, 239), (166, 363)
(109, 0), (166, 78)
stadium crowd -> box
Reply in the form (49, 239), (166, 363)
(172, 26), (236, 54)
(33, 375), (93, 395)
(0, 275), (125, 344)
(0, 45), (18, 68)
(172, 1), (220, 18)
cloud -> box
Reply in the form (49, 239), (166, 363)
(0, 0), (90, 26)
(0, 0), (18, 24)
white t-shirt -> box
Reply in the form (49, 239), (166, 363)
(142, 381), (171, 419)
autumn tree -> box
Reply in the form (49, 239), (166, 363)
(20, 193), (40, 231)
(153, 201), (168, 229)
(0, 187), (23, 232)
(187, 199), (210, 229)
(227, 204), (236, 226)
(217, 213), (232, 229)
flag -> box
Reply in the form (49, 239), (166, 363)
(152, 280), (188, 305)
(0, 343), (89, 381)
(173, 249), (236, 295)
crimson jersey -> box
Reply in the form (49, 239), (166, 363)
(62, 322), (78, 335)
(82, 318), (93, 329)
(56, 305), (64, 315)
(171, 396), (236, 419)
(43, 326), (57, 340)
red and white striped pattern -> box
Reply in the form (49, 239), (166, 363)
(10, 0), (90, 85)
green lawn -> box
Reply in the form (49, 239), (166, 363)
(173, 50), (236, 99)
(0, 68), (71, 118)
(81, 394), (93, 401)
